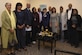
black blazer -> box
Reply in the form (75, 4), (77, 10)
(24, 8), (33, 26)
(66, 9), (74, 20)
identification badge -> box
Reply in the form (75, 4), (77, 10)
(34, 18), (36, 21)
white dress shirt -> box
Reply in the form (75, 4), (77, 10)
(27, 8), (30, 11)
(68, 9), (72, 20)
(38, 12), (42, 23)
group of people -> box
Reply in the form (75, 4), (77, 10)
(1, 2), (82, 55)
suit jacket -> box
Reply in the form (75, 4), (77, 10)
(66, 9), (74, 20)
(24, 8), (33, 26)
(47, 11), (51, 15)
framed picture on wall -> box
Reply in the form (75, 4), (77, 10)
(40, 4), (47, 11)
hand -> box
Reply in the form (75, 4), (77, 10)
(72, 24), (76, 28)
(21, 24), (25, 28)
(27, 25), (30, 28)
(37, 25), (40, 28)
(22, 24), (25, 27)
(9, 29), (14, 33)
(17, 25), (22, 29)
(64, 24), (66, 28)
(55, 23), (58, 28)
(45, 26), (48, 28)
(50, 23), (52, 27)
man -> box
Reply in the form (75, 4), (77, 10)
(24, 3), (33, 46)
(66, 3), (74, 43)
(47, 6), (52, 30)
(48, 6), (52, 15)
(66, 3), (73, 20)
(38, 8), (42, 32)
(59, 6), (67, 42)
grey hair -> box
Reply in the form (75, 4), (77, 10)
(5, 2), (11, 7)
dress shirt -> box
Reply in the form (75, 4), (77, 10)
(68, 9), (72, 20)
(38, 12), (42, 23)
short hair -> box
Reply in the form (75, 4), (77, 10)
(38, 8), (41, 12)
(26, 3), (30, 6)
(48, 6), (51, 9)
(5, 2), (11, 7)
(68, 3), (72, 7)
(43, 8), (47, 10)
(60, 6), (63, 9)
(27, 3), (30, 5)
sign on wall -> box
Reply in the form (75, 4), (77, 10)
(40, 4), (47, 11)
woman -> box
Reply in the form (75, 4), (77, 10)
(1, 3), (17, 55)
(14, 3), (27, 51)
(42, 8), (50, 30)
(70, 9), (81, 48)
(32, 7), (39, 44)
(50, 7), (59, 34)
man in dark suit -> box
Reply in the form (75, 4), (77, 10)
(24, 3), (33, 46)
(47, 6), (52, 31)
(66, 3), (74, 44)
(66, 4), (73, 18)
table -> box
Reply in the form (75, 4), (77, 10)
(37, 32), (57, 53)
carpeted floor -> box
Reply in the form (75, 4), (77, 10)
(0, 40), (82, 55)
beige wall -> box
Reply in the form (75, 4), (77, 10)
(30, 0), (82, 16)
(0, 0), (82, 27)
(0, 0), (29, 27)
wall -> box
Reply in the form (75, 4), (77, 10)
(0, 0), (82, 27)
(0, 0), (30, 27)
(30, 0), (82, 16)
